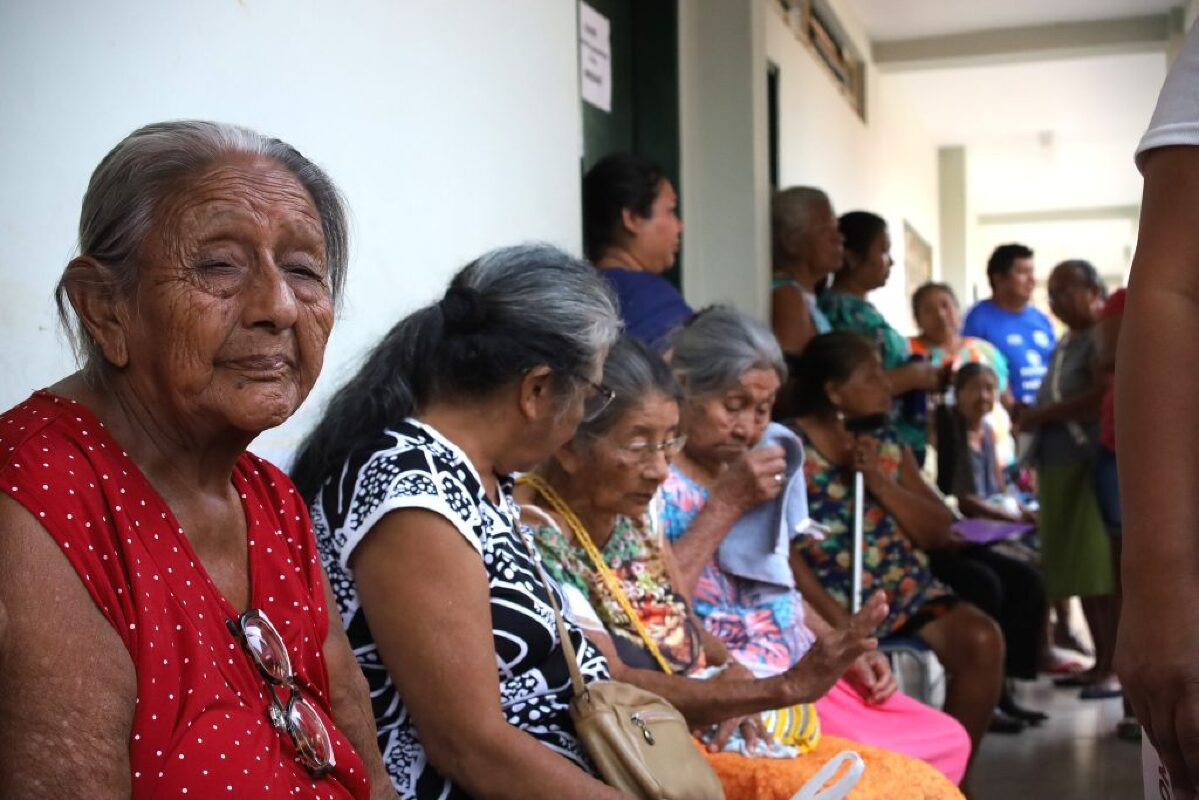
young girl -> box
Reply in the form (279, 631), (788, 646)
(937, 364), (1035, 524)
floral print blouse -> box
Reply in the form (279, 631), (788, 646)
(528, 508), (704, 674)
(793, 425), (949, 636)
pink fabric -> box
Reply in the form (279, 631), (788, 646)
(815, 677), (970, 785)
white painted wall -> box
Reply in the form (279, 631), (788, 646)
(764, 0), (941, 335)
(0, 0), (582, 464)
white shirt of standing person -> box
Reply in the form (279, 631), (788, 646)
(1137, 25), (1199, 167)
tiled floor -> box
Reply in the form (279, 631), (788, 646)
(970, 678), (1141, 800)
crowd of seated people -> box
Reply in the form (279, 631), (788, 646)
(0, 122), (1131, 800)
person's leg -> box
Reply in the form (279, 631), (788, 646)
(915, 602), (1005, 780)
(968, 546), (1047, 681)
(928, 547), (1002, 620)
(1080, 593), (1121, 696)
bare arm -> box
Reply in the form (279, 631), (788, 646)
(957, 493), (1024, 523)
(886, 361), (942, 395)
(790, 546), (851, 628)
(1019, 375), (1106, 428)
(590, 595), (885, 727)
(320, 575), (396, 800)
(0, 495), (135, 799)
(668, 447), (787, 597)
(349, 509), (624, 800)
(771, 285), (817, 356)
(1116, 146), (1199, 797)
(861, 441), (955, 550)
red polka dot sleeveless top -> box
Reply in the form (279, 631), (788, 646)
(0, 391), (370, 799)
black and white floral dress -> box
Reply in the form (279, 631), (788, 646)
(310, 418), (609, 799)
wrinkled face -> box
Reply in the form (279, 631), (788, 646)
(1048, 265), (1102, 330)
(850, 228), (893, 290)
(827, 352), (892, 419)
(956, 369), (997, 423)
(570, 392), (681, 518)
(914, 288), (961, 344)
(628, 179), (683, 274)
(682, 367), (780, 465)
(993, 256), (1036, 304)
(801, 201), (845, 277)
(114, 154), (333, 437)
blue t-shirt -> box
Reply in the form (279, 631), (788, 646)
(599, 267), (693, 351)
(961, 299), (1056, 405)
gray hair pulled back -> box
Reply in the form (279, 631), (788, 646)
(670, 306), (787, 397)
(289, 242), (621, 500)
(55, 119), (349, 373)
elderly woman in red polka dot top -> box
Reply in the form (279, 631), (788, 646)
(0, 122), (393, 799)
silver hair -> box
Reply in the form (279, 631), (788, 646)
(288, 242), (621, 499)
(771, 185), (830, 267)
(670, 306), (787, 397)
(450, 243), (621, 401)
(55, 119), (349, 374)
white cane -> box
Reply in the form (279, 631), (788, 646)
(845, 413), (887, 615)
(852, 469), (864, 614)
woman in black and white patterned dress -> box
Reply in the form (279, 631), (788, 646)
(290, 245), (625, 800)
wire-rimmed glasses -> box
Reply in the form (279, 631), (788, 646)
(226, 609), (336, 777)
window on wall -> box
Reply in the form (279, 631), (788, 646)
(772, 0), (866, 120)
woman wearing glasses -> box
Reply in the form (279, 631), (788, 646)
(659, 308), (971, 788)
(518, 335), (963, 799)
(0, 122), (389, 798)
(289, 246), (631, 800)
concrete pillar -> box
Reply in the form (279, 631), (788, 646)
(938, 145), (970, 302)
(677, 0), (770, 319)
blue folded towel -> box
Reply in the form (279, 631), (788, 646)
(716, 423), (816, 588)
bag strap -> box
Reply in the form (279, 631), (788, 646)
(513, 511), (588, 697)
(518, 473), (676, 675)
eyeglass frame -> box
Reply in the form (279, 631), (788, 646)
(594, 432), (688, 463)
(577, 375), (616, 423)
(226, 608), (337, 778)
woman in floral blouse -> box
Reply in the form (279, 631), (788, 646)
(785, 331), (1004, 786)
(518, 335), (968, 798)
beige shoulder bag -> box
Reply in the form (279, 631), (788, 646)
(516, 507), (724, 799)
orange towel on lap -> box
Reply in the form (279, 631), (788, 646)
(703, 734), (964, 800)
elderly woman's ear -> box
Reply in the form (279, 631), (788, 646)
(62, 255), (131, 369)
(518, 365), (557, 420)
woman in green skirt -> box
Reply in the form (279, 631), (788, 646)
(1016, 259), (1118, 699)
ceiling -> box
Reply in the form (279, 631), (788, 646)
(885, 50), (1168, 145)
(847, 0), (1181, 42)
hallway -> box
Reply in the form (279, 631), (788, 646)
(972, 677), (1141, 799)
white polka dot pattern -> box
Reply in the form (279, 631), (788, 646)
(0, 392), (371, 799)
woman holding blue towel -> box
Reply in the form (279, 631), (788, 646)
(659, 308), (971, 787)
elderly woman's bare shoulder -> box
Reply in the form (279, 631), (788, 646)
(0, 492), (134, 796)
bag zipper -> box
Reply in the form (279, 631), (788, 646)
(630, 710), (678, 745)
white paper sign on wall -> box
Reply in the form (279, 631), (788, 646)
(579, 1), (611, 112)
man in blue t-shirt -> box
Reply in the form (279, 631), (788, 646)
(962, 243), (1056, 406)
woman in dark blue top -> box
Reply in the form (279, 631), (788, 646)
(583, 154), (691, 350)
